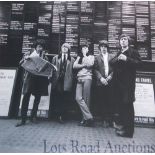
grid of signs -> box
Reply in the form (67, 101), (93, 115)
(37, 2), (52, 49)
(136, 1), (150, 60)
(79, 1), (94, 53)
(51, 1), (66, 54)
(108, 1), (121, 54)
(93, 2), (108, 55)
(122, 1), (136, 46)
(0, 2), (10, 57)
(0, 1), (155, 61)
(150, 1), (155, 61)
(22, 2), (38, 53)
(65, 1), (79, 56)
(7, 2), (24, 66)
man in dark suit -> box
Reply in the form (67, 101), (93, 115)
(94, 40), (114, 127)
(16, 39), (49, 127)
(49, 43), (75, 123)
(110, 34), (141, 138)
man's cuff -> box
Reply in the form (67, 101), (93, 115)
(107, 76), (112, 81)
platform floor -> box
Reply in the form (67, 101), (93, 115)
(0, 119), (155, 153)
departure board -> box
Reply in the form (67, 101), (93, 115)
(81, 1), (93, 14)
(66, 14), (79, 55)
(80, 1), (94, 53)
(108, 2), (121, 54)
(66, 1), (79, 13)
(0, 2), (10, 48)
(51, 1), (66, 54)
(0, 1), (155, 64)
(122, 1), (136, 47)
(150, 2), (155, 61)
(7, 2), (24, 59)
(136, 2), (150, 59)
(38, 12), (51, 37)
(22, 2), (39, 53)
(9, 2), (24, 36)
(37, 2), (53, 51)
(66, 1), (79, 55)
(52, 2), (60, 34)
(93, 2), (108, 55)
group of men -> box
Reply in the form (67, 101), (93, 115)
(16, 34), (141, 138)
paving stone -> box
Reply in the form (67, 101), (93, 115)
(0, 119), (154, 153)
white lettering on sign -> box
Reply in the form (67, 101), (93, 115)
(134, 82), (155, 117)
(136, 77), (152, 83)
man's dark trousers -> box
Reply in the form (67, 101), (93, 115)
(21, 92), (41, 122)
(96, 83), (113, 121)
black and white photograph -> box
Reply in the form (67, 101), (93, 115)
(0, 1), (155, 153)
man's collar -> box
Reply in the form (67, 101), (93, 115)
(102, 52), (108, 57)
(62, 53), (68, 57)
(121, 47), (129, 53)
(58, 53), (71, 61)
(34, 50), (41, 55)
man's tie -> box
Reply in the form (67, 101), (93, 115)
(63, 54), (67, 65)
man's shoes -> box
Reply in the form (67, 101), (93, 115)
(113, 122), (123, 131)
(15, 121), (26, 127)
(58, 116), (64, 123)
(78, 119), (86, 126)
(103, 121), (110, 128)
(84, 119), (94, 127)
(116, 130), (133, 138)
(29, 117), (37, 123)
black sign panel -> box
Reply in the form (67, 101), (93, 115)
(79, 1), (94, 49)
(50, 2), (66, 54)
(108, 2), (121, 54)
(22, 2), (39, 53)
(9, 2), (24, 36)
(81, 1), (93, 14)
(136, 2), (150, 59)
(0, 2), (11, 48)
(150, 2), (155, 61)
(93, 2), (108, 55)
(122, 1), (136, 46)
(66, 1), (79, 13)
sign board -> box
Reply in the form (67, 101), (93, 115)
(0, 68), (17, 116)
(134, 72), (155, 125)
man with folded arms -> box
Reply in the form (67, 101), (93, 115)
(94, 40), (114, 127)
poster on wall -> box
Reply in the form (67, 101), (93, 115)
(0, 68), (17, 116)
(134, 72), (155, 124)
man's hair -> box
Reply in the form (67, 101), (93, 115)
(61, 43), (71, 51)
(58, 43), (71, 60)
(34, 39), (46, 49)
(81, 42), (89, 49)
(119, 34), (131, 45)
(98, 40), (109, 49)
